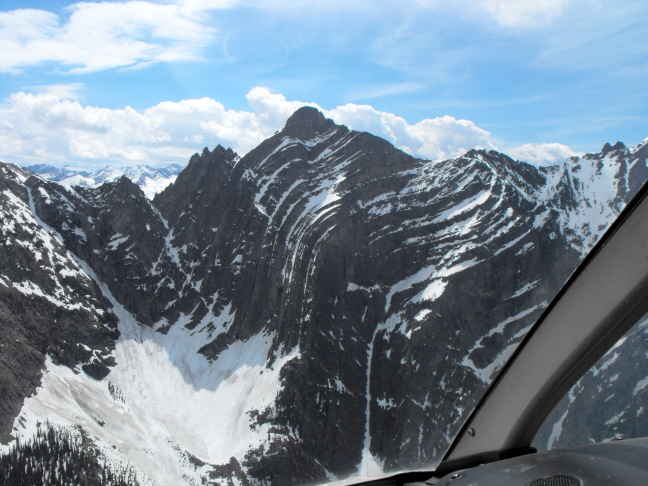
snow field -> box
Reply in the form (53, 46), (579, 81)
(10, 283), (300, 486)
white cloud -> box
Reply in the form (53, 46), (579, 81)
(508, 142), (580, 166)
(327, 104), (496, 160)
(0, 1), (238, 74)
(0, 87), (576, 169)
(0, 89), (291, 167)
(471, 0), (572, 27)
(245, 87), (308, 130)
(172, 0), (239, 10)
(28, 83), (85, 100)
(345, 82), (422, 102)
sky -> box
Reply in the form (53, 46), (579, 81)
(0, 0), (647, 170)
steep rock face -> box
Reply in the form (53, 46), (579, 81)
(25, 175), (169, 325)
(217, 131), (579, 477)
(0, 164), (118, 442)
(0, 109), (646, 485)
(151, 145), (241, 327)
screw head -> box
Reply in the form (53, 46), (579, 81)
(467, 428), (475, 437)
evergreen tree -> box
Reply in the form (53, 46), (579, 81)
(0, 423), (137, 486)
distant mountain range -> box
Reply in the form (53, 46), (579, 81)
(0, 107), (646, 485)
(26, 163), (184, 199)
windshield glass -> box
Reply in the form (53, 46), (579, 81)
(534, 312), (648, 451)
(1, 2), (647, 486)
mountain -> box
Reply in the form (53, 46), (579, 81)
(0, 164), (119, 442)
(0, 107), (646, 485)
(26, 163), (184, 199)
(23, 164), (92, 182)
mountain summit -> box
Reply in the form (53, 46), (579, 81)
(282, 105), (335, 139)
(0, 109), (646, 485)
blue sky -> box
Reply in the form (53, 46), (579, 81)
(1, 0), (647, 169)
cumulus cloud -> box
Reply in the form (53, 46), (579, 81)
(508, 142), (580, 166)
(245, 87), (309, 130)
(0, 1), (238, 73)
(328, 104), (496, 160)
(0, 91), (257, 167)
(0, 87), (576, 169)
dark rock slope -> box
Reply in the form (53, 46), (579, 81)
(0, 164), (118, 442)
(0, 108), (645, 484)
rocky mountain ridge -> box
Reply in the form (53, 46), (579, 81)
(0, 107), (646, 485)
(26, 163), (184, 199)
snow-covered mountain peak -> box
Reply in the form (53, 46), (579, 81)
(26, 163), (184, 199)
(0, 161), (35, 184)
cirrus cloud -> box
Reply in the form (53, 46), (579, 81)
(0, 86), (576, 169)
(471, 0), (572, 28)
(0, 0), (237, 74)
